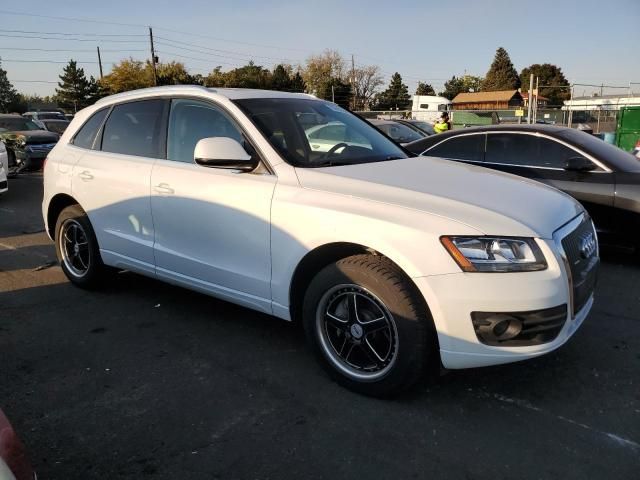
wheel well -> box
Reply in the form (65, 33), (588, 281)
(47, 194), (79, 238)
(289, 242), (378, 323)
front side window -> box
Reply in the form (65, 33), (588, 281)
(72, 108), (108, 149)
(234, 98), (408, 168)
(101, 100), (165, 158)
(167, 99), (244, 163)
(420, 104), (429, 109)
(427, 134), (485, 161)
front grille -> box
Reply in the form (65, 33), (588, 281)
(471, 304), (568, 346)
(561, 217), (599, 315)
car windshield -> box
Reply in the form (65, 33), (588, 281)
(0, 117), (41, 132)
(376, 122), (425, 143)
(43, 121), (70, 134)
(233, 98), (408, 167)
(38, 113), (65, 120)
(411, 121), (435, 134)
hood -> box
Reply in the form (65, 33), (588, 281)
(295, 157), (583, 238)
(0, 130), (59, 144)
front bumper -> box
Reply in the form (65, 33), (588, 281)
(413, 235), (594, 369)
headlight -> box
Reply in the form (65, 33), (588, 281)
(441, 236), (547, 272)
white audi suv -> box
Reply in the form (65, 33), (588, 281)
(42, 86), (598, 396)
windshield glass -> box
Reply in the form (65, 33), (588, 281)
(38, 113), (65, 120)
(233, 98), (408, 167)
(411, 121), (435, 135)
(43, 121), (69, 134)
(375, 122), (425, 143)
(0, 117), (41, 132)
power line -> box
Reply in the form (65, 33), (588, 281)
(154, 50), (246, 68)
(1, 59), (110, 64)
(9, 79), (59, 84)
(0, 47), (146, 53)
(0, 33), (147, 43)
(0, 9), (147, 29)
(0, 28), (145, 37)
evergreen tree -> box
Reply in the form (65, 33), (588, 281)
(271, 64), (292, 91)
(482, 47), (521, 91)
(55, 60), (94, 112)
(290, 72), (306, 93)
(319, 77), (352, 108)
(519, 63), (570, 106)
(415, 82), (435, 96)
(373, 73), (411, 110)
(0, 59), (18, 113)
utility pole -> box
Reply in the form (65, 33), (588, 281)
(351, 54), (356, 110)
(527, 74), (533, 124)
(331, 85), (335, 103)
(534, 76), (539, 123)
(149, 27), (158, 86)
(96, 46), (104, 80)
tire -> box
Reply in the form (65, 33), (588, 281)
(54, 204), (106, 289)
(302, 254), (438, 397)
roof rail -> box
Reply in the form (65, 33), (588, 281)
(95, 85), (210, 105)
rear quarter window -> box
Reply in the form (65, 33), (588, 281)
(72, 108), (109, 150)
(101, 100), (166, 158)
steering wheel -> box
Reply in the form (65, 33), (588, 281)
(321, 142), (349, 159)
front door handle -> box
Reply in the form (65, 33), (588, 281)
(78, 170), (93, 181)
(154, 183), (175, 195)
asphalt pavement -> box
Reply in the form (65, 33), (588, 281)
(1, 174), (639, 479)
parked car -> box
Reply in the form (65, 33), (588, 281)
(23, 111), (66, 122)
(44, 86), (597, 396)
(405, 124), (640, 248)
(0, 115), (59, 174)
(0, 407), (35, 480)
(38, 119), (70, 135)
(305, 121), (370, 153)
(395, 119), (435, 136)
(367, 119), (427, 145)
(0, 140), (8, 195)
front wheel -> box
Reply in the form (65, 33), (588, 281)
(302, 254), (438, 397)
(55, 204), (106, 289)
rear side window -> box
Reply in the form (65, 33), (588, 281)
(72, 108), (109, 149)
(101, 100), (166, 158)
(427, 134), (485, 161)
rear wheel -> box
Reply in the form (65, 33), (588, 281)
(302, 254), (438, 397)
(55, 204), (106, 288)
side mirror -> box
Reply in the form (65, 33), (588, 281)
(194, 137), (256, 172)
(564, 156), (596, 172)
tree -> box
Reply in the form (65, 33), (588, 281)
(101, 58), (153, 94)
(482, 47), (521, 91)
(519, 63), (570, 106)
(439, 74), (484, 100)
(0, 59), (18, 113)
(55, 60), (97, 112)
(302, 50), (346, 95)
(223, 61), (272, 89)
(271, 64), (292, 91)
(204, 66), (226, 87)
(415, 82), (435, 96)
(157, 61), (202, 86)
(352, 65), (383, 110)
(289, 71), (306, 93)
(318, 77), (352, 108)
(372, 72), (411, 110)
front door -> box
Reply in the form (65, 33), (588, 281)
(150, 98), (276, 313)
(484, 133), (615, 233)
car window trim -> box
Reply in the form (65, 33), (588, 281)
(167, 95), (274, 175)
(422, 130), (611, 173)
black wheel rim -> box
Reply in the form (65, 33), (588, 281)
(316, 284), (398, 380)
(59, 219), (91, 278)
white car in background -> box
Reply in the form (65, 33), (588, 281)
(0, 140), (8, 195)
(43, 86), (597, 396)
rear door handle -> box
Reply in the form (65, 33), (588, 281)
(78, 170), (93, 181)
(154, 183), (175, 195)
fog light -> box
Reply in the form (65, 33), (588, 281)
(491, 316), (523, 340)
(472, 313), (523, 344)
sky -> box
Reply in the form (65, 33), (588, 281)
(1, 0), (639, 98)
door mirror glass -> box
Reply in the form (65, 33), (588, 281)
(564, 156), (596, 172)
(194, 137), (256, 171)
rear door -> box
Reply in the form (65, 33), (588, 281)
(71, 99), (167, 274)
(483, 132), (615, 232)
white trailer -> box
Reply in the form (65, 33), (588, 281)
(411, 95), (452, 123)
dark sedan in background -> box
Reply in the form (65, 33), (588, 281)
(406, 125), (640, 248)
(367, 119), (427, 145)
(0, 115), (59, 174)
